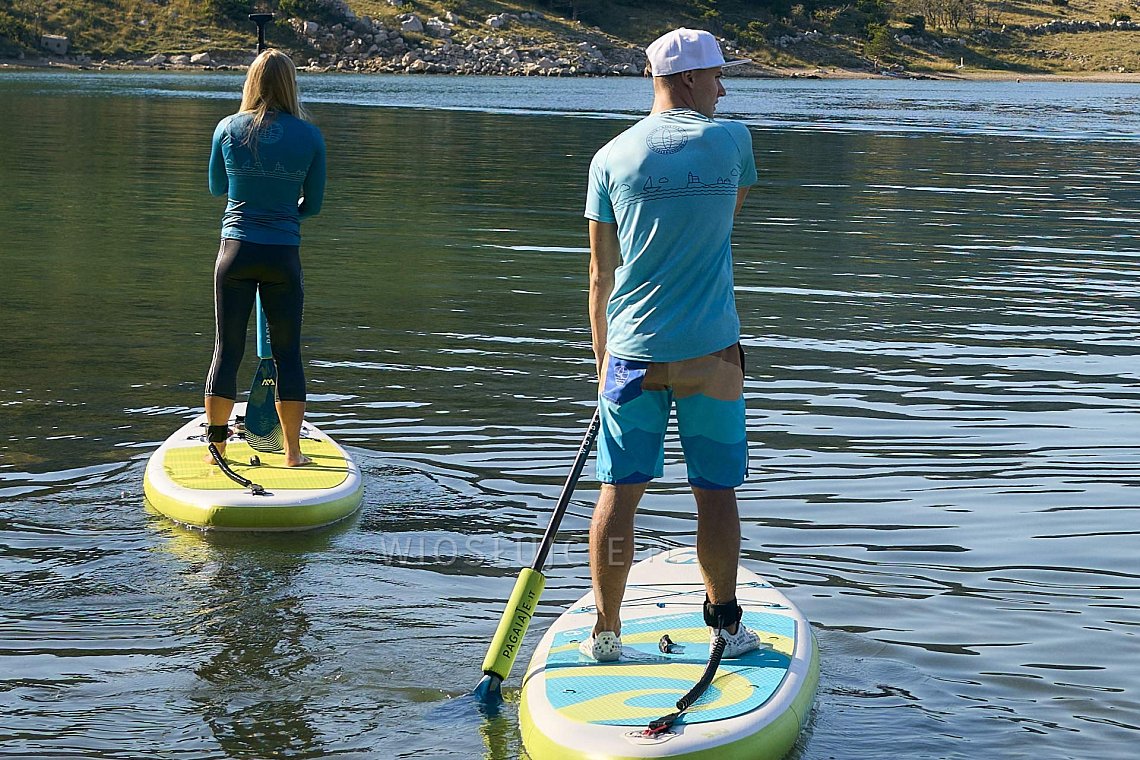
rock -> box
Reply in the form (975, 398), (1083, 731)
(170, 54), (191, 65)
(487, 15), (506, 30)
(144, 53), (167, 66)
(191, 52), (211, 65)
(303, 21), (319, 36)
(400, 15), (423, 33)
(425, 17), (451, 37)
(445, 11), (460, 24)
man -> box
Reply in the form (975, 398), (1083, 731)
(580, 28), (760, 662)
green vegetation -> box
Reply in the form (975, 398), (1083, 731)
(1, 0), (1137, 74)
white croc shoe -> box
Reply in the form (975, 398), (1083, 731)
(714, 623), (764, 659)
(579, 630), (622, 662)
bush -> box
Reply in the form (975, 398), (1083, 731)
(864, 23), (893, 61)
(201, 0), (254, 24)
(856, 0), (891, 25)
(0, 10), (34, 54)
(279, 0), (343, 25)
(1110, 12), (1132, 21)
(829, 0), (890, 37)
(723, 19), (773, 49)
(904, 14), (926, 33)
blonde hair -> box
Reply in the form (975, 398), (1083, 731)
(239, 49), (308, 149)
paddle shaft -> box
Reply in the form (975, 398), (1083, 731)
(479, 409), (601, 685)
(531, 408), (601, 571)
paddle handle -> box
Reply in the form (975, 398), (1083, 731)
(255, 290), (272, 359)
(249, 13), (273, 54)
(532, 408), (601, 572)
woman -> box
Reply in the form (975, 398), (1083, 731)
(204, 49), (326, 467)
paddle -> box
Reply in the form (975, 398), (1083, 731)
(243, 291), (284, 453)
(249, 13), (273, 54)
(473, 409), (602, 705)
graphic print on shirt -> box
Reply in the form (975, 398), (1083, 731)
(612, 167), (741, 211)
(645, 124), (688, 154)
(257, 121), (284, 145)
(227, 120), (307, 182)
(232, 159), (308, 182)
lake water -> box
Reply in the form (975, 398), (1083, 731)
(1, 72), (1138, 759)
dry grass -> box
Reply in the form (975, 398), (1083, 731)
(985, 0), (1138, 25)
(1007, 30), (1140, 71)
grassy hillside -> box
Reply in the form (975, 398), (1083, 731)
(1, 0), (1136, 74)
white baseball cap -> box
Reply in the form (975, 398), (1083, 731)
(645, 28), (750, 77)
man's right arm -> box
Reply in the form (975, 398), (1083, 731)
(734, 187), (750, 217)
(589, 220), (620, 379)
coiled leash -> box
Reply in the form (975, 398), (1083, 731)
(644, 597), (741, 736)
(205, 425), (267, 496)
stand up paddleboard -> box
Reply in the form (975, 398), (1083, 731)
(144, 401), (363, 531)
(520, 547), (818, 759)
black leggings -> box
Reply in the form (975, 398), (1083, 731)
(205, 238), (306, 402)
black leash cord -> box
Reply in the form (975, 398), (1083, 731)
(208, 443), (266, 495)
(645, 633), (727, 735)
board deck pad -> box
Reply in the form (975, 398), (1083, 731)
(520, 548), (818, 759)
(162, 439), (350, 491)
(543, 607), (795, 726)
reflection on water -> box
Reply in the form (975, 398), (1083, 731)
(171, 529), (337, 758)
(0, 75), (1138, 758)
(3, 71), (1139, 140)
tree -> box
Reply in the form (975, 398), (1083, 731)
(865, 22), (893, 61)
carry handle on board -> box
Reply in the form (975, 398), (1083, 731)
(473, 409), (601, 704)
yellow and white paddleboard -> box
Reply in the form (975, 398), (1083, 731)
(520, 547), (818, 759)
(143, 403), (363, 531)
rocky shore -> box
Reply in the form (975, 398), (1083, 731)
(287, 10), (652, 76)
(5, 1), (1138, 82)
(16, 5), (754, 78)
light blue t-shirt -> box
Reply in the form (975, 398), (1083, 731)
(585, 109), (757, 363)
(209, 111), (326, 245)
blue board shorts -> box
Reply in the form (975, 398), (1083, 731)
(596, 344), (747, 490)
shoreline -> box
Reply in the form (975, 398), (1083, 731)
(3, 57), (1139, 84)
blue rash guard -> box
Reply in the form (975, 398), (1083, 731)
(209, 111), (326, 245)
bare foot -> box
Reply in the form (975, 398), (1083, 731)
(285, 453), (312, 467)
(204, 445), (227, 465)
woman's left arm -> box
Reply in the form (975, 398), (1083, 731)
(298, 128), (326, 219)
